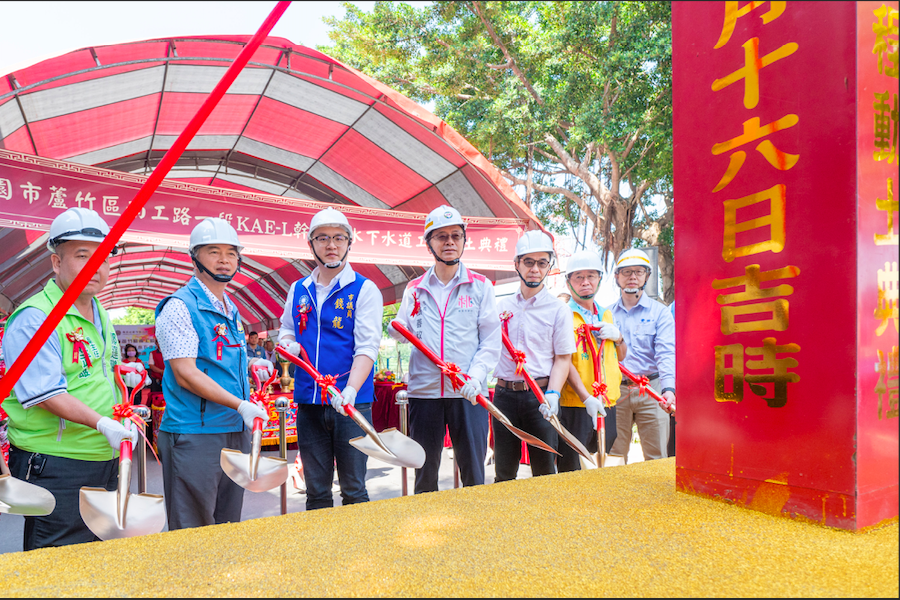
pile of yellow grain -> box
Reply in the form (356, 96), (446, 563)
(2, 458), (896, 597)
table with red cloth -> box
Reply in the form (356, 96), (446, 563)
(371, 382), (531, 465)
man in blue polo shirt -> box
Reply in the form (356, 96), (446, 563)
(609, 248), (675, 462)
(155, 218), (271, 530)
(278, 208), (383, 510)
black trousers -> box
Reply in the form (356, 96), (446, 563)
(492, 386), (558, 482)
(8, 445), (118, 551)
(557, 404), (618, 472)
(408, 397), (489, 493)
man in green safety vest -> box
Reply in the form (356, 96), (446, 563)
(2, 207), (138, 551)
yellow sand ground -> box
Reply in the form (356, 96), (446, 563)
(1, 458), (896, 597)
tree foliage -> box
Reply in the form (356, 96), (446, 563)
(322, 1), (674, 300)
(111, 307), (156, 325)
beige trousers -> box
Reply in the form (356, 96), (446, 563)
(609, 378), (669, 462)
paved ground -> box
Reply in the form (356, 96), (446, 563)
(0, 439), (645, 554)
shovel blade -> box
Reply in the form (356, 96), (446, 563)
(220, 449), (288, 493)
(0, 474), (57, 516)
(549, 416), (595, 465)
(79, 487), (165, 540)
(350, 428), (425, 469)
(503, 421), (561, 456)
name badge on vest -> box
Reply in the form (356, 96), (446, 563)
(295, 294), (312, 334)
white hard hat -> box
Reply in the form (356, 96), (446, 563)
(565, 249), (604, 277)
(189, 218), (243, 254)
(424, 205), (466, 238)
(615, 248), (652, 273)
(514, 231), (555, 259)
(47, 207), (110, 253)
(308, 207), (353, 240)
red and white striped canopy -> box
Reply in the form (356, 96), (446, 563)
(0, 36), (542, 330)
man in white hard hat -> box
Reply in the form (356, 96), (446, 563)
(559, 249), (626, 472)
(493, 231), (574, 480)
(389, 205), (500, 493)
(278, 207), (383, 510)
(2, 207), (137, 550)
(609, 248), (675, 462)
(154, 217), (271, 530)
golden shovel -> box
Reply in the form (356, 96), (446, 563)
(80, 366), (166, 540)
(0, 451), (56, 516)
(221, 365), (289, 492)
(277, 346), (426, 469)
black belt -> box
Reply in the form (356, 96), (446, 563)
(623, 372), (659, 386)
(496, 377), (549, 391)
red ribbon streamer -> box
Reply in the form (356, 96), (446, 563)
(317, 374), (337, 405)
(295, 304), (310, 334)
(65, 327), (93, 368)
(410, 292), (421, 317)
(111, 402), (160, 464)
(441, 362), (466, 391)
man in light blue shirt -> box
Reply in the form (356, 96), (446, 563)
(609, 248), (675, 462)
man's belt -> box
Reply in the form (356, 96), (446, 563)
(496, 377), (549, 391)
(622, 372), (659, 386)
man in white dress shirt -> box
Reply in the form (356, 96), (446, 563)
(493, 231), (574, 480)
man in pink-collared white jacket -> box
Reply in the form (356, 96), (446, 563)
(389, 205), (500, 494)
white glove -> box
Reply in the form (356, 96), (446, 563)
(237, 400), (269, 429)
(583, 396), (607, 429)
(538, 391), (560, 421)
(284, 342), (302, 356)
(251, 359), (275, 382)
(596, 322), (621, 341)
(332, 385), (357, 416)
(96, 416), (137, 449)
(458, 372), (483, 406)
(123, 371), (144, 388)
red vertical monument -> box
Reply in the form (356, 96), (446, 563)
(673, 1), (898, 530)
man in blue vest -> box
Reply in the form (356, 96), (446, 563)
(155, 218), (271, 530)
(278, 208), (384, 510)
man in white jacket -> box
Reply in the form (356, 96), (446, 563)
(390, 206), (501, 493)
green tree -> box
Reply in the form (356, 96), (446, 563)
(111, 307), (156, 325)
(322, 1), (674, 301)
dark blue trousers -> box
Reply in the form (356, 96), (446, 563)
(295, 402), (371, 510)
(408, 397), (489, 493)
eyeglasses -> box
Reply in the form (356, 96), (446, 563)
(311, 234), (349, 245)
(520, 258), (551, 269)
(432, 233), (464, 244)
(618, 269), (647, 278)
(569, 273), (600, 283)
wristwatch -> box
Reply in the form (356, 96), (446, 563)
(614, 336), (624, 346)
(661, 387), (675, 395)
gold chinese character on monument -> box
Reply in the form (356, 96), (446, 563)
(875, 178), (898, 246)
(712, 38), (798, 109)
(722, 184), (786, 262)
(715, 343), (745, 403)
(875, 261), (899, 336)
(875, 346), (899, 419)
(332, 316), (344, 330)
(745, 337), (801, 408)
(715, 1), (786, 49)
(712, 264), (800, 334)
(712, 115), (800, 192)
(873, 3), (899, 78)
(334, 297), (345, 310)
(873, 92), (898, 163)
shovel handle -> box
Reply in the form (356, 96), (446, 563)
(120, 418), (133, 463)
(500, 330), (548, 405)
(253, 416), (265, 433)
(618, 363), (674, 414)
